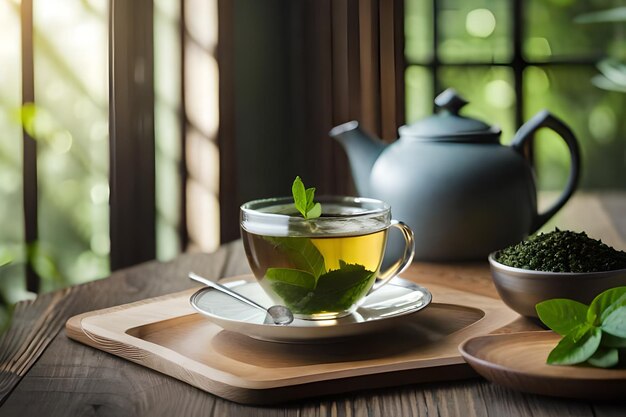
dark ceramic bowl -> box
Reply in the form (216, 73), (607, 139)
(488, 253), (626, 318)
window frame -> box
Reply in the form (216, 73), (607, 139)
(406, 0), (600, 127)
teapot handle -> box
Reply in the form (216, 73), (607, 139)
(511, 110), (581, 233)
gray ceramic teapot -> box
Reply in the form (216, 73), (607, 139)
(329, 89), (581, 261)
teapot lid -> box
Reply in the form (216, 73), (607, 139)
(398, 89), (501, 142)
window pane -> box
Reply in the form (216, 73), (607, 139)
(524, 65), (626, 190)
(438, 66), (516, 142)
(437, 0), (512, 63)
(405, 0), (433, 64)
(155, 0), (182, 260)
(405, 65), (433, 123)
(524, 0), (618, 61)
(184, 0), (221, 253)
(34, 0), (109, 290)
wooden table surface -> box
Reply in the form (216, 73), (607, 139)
(1, 193), (625, 417)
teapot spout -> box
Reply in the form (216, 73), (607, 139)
(329, 121), (387, 196)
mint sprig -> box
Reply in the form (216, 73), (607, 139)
(536, 286), (626, 368)
(265, 261), (375, 315)
(292, 176), (321, 219)
(263, 235), (375, 314)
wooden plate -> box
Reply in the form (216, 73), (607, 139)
(459, 331), (626, 400)
(66, 276), (520, 404)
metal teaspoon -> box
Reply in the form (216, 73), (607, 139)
(188, 272), (294, 325)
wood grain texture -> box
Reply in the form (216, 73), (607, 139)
(0, 288), (72, 401)
(1, 194), (626, 416)
(0, 241), (249, 408)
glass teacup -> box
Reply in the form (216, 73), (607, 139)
(240, 196), (415, 320)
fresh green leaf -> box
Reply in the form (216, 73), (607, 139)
(264, 236), (326, 278)
(538, 287), (626, 369)
(315, 263), (375, 294)
(264, 260), (375, 315)
(306, 203), (322, 219)
(297, 263), (375, 314)
(536, 299), (588, 336)
(547, 324), (601, 365)
(305, 187), (316, 211)
(265, 268), (317, 310)
(587, 347), (620, 368)
(291, 176), (321, 219)
(268, 282), (314, 311)
(602, 306), (626, 338)
(603, 292), (626, 323)
(265, 268), (316, 290)
(588, 287), (626, 325)
(601, 333), (626, 348)
(292, 176), (307, 217)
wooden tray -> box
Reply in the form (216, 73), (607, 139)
(460, 331), (626, 401)
(66, 276), (519, 404)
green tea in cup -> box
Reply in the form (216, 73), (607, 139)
(240, 196), (414, 320)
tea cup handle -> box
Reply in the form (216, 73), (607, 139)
(368, 220), (415, 294)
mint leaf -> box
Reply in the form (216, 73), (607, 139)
(587, 286), (626, 325)
(305, 187), (315, 211)
(536, 299), (588, 336)
(537, 287), (626, 369)
(263, 260), (375, 315)
(292, 176), (307, 216)
(299, 263), (375, 314)
(291, 176), (321, 219)
(306, 202), (321, 219)
(547, 324), (601, 365)
(587, 347), (620, 368)
(267, 283), (314, 311)
(266, 268), (316, 290)
(265, 268), (317, 310)
(315, 262), (375, 294)
(602, 306), (626, 338)
(264, 236), (326, 278)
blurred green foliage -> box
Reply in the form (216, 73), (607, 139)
(0, 0), (110, 334)
(575, 7), (626, 93)
(405, 0), (626, 190)
(438, 0), (512, 63)
(0, 0), (182, 336)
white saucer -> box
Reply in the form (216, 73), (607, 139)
(190, 277), (432, 343)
